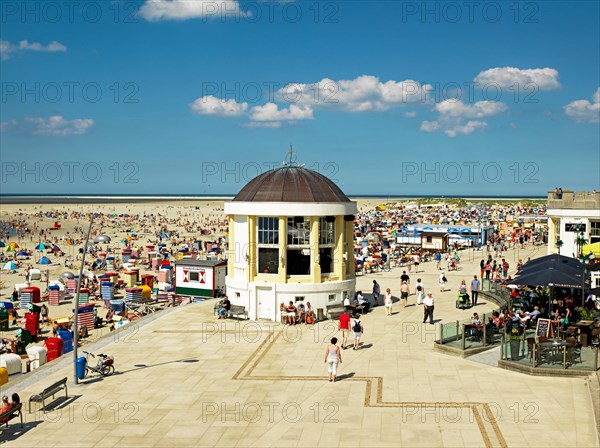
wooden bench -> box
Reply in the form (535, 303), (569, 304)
(0, 402), (23, 428)
(326, 305), (346, 320)
(28, 377), (68, 413)
(214, 302), (248, 320)
(326, 304), (367, 320)
(227, 305), (248, 320)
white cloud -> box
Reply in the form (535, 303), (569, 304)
(279, 75), (433, 112)
(564, 88), (600, 124)
(138, 0), (247, 21)
(404, 111), (417, 118)
(190, 95), (248, 116)
(420, 99), (505, 137)
(435, 100), (508, 118)
(474, 67), (560, 91)
(23, 116), (94, 136)
(0, 120), (17, 133)
(0, 39), (67, 60)
(249, 103), (313, 122)
(242, 122), (282, 129)
(420, 120), (487, 137)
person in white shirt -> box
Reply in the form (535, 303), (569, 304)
(415, 279), (425, 305)
(423, 292), (435, 325)
(384, 288), (393, 316)
(439, 272), (447, 292)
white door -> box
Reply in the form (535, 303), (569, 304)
(256, 287), (273, 320)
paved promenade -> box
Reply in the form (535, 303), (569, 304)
(1, 244), (598, 447)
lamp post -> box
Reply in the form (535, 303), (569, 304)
(73, 215), (111, 384)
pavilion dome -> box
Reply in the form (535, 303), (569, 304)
(233, 165), (351, 203)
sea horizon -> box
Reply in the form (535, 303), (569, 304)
(0, 193), (547, 204)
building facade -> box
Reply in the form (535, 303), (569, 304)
(547, 190), (600, 258)
(224, 165), (358, 321)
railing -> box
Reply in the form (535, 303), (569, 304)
(481, 279), (510, 309)
(500, 331), (599, 372)
(438, 312), (503, 351)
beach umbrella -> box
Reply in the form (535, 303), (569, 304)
(2, 261), (17, 270)
(0, 241), (5, 248)
(37, 256), (52, 265)
(61, 272), (75, 279)
(518, 254), (584, 276)
(512, 267), (584, 289)
(8, 242), (18, 248)
(6, 246), (15, 252)
(35, 243), (47, 250)
(17, 250), (28, 256)
(51, 245), (62, 253)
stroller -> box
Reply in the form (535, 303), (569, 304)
(456, 293), (471, 309)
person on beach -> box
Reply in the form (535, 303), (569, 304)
(439, 272), (447, 292)
(435, 252), (442, 270)
(384, 288), (393, 315)
(324, 337), (342, 382)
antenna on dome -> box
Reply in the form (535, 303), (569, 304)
(285, 144), (297, 166)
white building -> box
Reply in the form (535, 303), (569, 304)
(547, 190), (600, 257)
(224, 165), (358, 321)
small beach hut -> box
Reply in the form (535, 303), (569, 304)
(175, 259), (227, 298)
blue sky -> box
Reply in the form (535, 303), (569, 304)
(1, 0), (599, 196)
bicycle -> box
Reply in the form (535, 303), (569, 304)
(82, 351), (115, 377)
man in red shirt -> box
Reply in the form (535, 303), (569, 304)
(339, 310), (351, 349)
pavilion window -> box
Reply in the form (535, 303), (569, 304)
(591, 221), (600, 244)
(287, 217), (311, 275)
(319, 217), (335, 274)
(257, 217), (279, 274)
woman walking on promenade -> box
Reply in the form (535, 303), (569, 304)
(324, 337), (342, 382)
(384, 288), (393, 315)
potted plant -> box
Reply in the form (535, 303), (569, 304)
(509, 327), (521, 360)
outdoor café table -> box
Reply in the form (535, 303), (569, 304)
(539, 341), (569, 368)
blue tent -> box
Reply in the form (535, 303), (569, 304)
(0, 241), (5, 248)
(37, 256), (52, 265)
(35, 243), (47, 250)
(2, 261), (17, 270)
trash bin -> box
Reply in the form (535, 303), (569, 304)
(76, 356), (87, 379)
(317, 308), (324, 322)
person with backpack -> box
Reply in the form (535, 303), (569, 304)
(352, 314), (363, 350)
(439, 272), (447, 292)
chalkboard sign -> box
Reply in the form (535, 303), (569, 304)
(536, 318), (551, 338)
